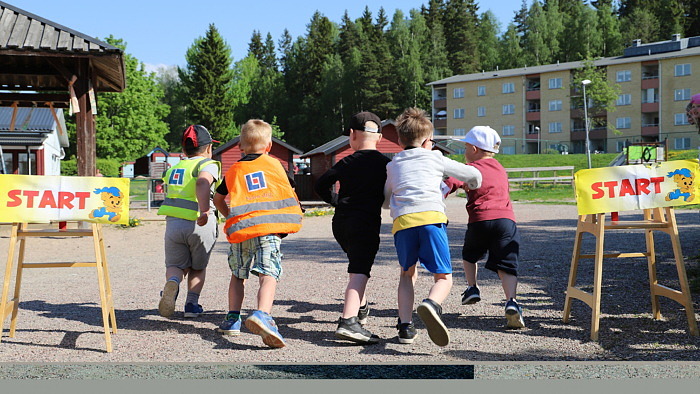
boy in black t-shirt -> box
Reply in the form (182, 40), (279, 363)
(315, 112), (390, 345)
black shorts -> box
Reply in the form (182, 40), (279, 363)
(332, 213), (381, 278)
(462, 218), (520, 276)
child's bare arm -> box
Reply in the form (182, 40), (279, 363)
(195, 172), (214, 226)
(213, 192), (229, 218)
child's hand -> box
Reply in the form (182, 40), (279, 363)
(197, 212), (209, 226)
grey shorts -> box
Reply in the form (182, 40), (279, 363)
(164, 215), (218, 271)
(228, 234), (283, 280)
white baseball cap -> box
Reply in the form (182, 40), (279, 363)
(461, 126), (501, 153)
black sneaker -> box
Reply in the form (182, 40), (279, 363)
(461, 285), (481, 305)
(416, 298), (450, 347)
(334, 316), (380, 344)
(396, 320), (417, 344)
(505, 298), (525, 329)
(357, 303), (370, 325)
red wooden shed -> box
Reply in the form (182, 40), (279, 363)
(213, 136), (303, 176)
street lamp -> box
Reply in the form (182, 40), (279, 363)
(535, 126), (541, 154)
(582, 79), (592, 169)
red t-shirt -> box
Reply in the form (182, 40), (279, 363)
(465, 158), (516, 223)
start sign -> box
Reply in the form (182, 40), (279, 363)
(0, 175), (130, 224)
(575, 160), (699, 215)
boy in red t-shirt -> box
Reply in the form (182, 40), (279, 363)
(459, 126), (525, 329)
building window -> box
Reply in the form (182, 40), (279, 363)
(454, 108), (465, 119)
(675, 88), (691, 101)
(675, 64), (691, 76)
(616, 94), (631, 106)
(17, 153), (37, 175)
(616, 117), (631, 129)
(502, 83), (515, 94)
(501, 146), (516, 155)
(675, 137), (691, 149)
(502, 104), (515, 115)
(616, 141), (626, 152)
(453, 88), (464, 98)
(675, 113), (690, 125)
(477, 106), (486, 117)
(548, 78), (562, 89)
(477, 85), (486, 96)
(548, 122), (562, 133)
(616, 70), (631, 82)
(454, 128), (466, 136)
(502, 125), (515, 136)
(2, 151), (13, 174)
(548, 100), (562, 111)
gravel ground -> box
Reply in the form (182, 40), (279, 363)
(0, 198), (699, 377)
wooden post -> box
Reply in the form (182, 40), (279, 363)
(75, 59), (97, 177)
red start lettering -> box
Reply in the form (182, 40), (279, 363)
(6, 189), (91, 209)
(591, 177), (665, 199)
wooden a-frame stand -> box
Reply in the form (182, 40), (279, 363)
(563, 207), (698, 341)
(0, 222), (117, 352)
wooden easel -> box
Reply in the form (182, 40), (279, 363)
(0, 222), (116, 352)
(563, 207), (698, 341)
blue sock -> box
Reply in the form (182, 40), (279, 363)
(185, 291), (199, 306)
(167, 276), (181, 284)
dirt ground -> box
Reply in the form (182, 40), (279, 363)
(0, 198), (699, 372)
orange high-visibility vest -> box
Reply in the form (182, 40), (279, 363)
(223, 154), (303, 243)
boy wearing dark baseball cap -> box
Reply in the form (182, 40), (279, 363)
(315, 111), (390, 344)
(157, 125), (221, 319)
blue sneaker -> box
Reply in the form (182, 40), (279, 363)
(184, 302), (203, 318)
(217, 314), (242, 336)
(158, 280), (179, 318)
(245, 310), (286, 348)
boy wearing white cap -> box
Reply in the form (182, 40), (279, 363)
(460, 126), (525, 329)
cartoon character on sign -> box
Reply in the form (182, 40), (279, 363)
(89, 187), (124, 222)
(665, 168), (695, 203)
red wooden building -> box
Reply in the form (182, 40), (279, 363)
(213, 136), (302, 176)
(300, 120), (456, 200)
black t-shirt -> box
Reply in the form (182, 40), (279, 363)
(314, 150), (390, 216)
(216, 153), (295, 195)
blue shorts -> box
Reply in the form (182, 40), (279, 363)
(228, 235), (283, 280)
(393, 223), (452, 274)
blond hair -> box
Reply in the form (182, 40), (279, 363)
(240, 119), (272, 153)
(396, 107), (433, 147)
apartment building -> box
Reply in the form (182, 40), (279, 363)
(429, 35), (700, 154)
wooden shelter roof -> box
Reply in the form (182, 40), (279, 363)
(0, 1), (125, 108)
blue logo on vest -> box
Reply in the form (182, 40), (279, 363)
(245, 171), (267, 191)
(169, 168), (186, 185)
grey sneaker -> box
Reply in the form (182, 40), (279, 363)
(416, 298), (450, 347)
(335, 316), (379, 344)
(505, 298), (525, 329)
(461, 285), (481, 305)
(396, 320), (417, 344)
(158, 280), (179, 318)
(357, 303), (370, 325)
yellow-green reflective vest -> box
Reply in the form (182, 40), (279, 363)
(157, 157), (221, 220)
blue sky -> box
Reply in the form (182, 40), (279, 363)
(8, 0), (524, 71)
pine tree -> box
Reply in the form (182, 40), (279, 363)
(499, 23), (526, 69)
(388, 9), (425, 113)
(522, 1), (551, 66)
(596, 1), (622, 57)
(477, 10), (501, 71)
(156, 65), (187, 151)
(560, 1), (601, 61)
(620, 7), (661, 46)
(443, 0), (480, 74)
(544, 0), (564, 62)
(178, 24), (235, 141)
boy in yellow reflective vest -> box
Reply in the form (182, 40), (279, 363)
(213, 119), (302, 348)
(157, 125), (221, 318)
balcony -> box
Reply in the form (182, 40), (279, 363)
(641, 102), (659, 113)
(526, 90), (540, 100)
(641, 78), (659, 90)
(433, 118), (446, 128)
(641, 125), (659, 136)
(526, 110), (540, 121)
(433, 98), (447, 109)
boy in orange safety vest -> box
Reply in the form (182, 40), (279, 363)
(213, 119), (302, 348)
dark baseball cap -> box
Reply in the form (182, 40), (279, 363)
(343, 111), (382, 136)
(182, 124), (220, 147)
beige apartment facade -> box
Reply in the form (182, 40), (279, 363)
(430, 35), (700, 154)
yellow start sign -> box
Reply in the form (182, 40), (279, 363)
(574, 159), (698, 215)
(0, 175), (130, 224)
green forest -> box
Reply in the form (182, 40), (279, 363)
(62, 0), (700, 175)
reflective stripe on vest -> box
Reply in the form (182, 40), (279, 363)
(223, 155), (302, 243)
(157, 157), (221, 221)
